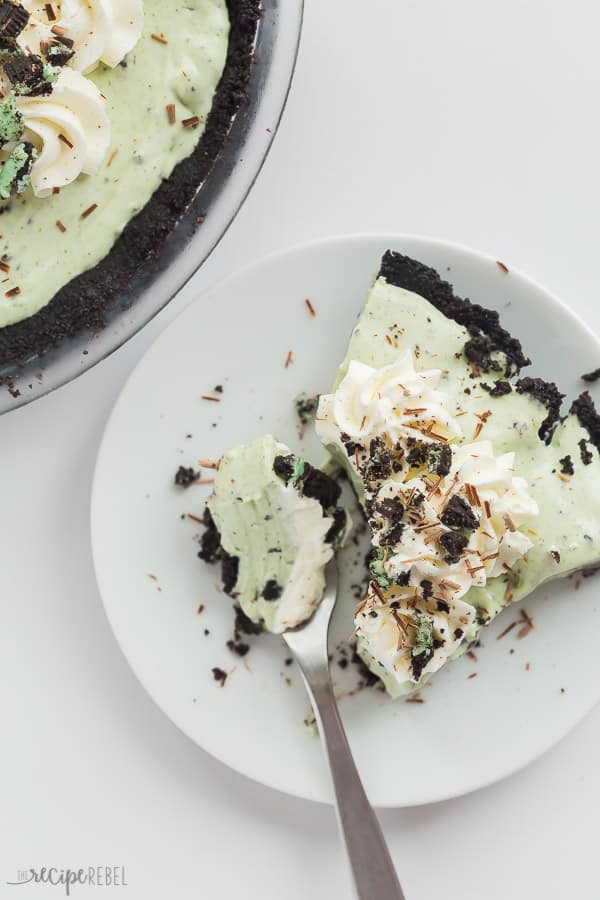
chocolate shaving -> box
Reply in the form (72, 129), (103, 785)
(81, 203), (98, 219)
(496, 620), (517, 640)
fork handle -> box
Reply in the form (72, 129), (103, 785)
(301, 674), (406, 900)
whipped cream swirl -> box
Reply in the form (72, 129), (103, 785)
(21, 0), (144, 71)
(317, 350), (461, 483)
(17, 67), (110, 196)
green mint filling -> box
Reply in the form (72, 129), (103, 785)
(370, 548), (390, 587)
(0, 142), (36, 200)
(42, 63), (59, 84)
(412, 613), (434, 658)
(290, 457), (305, 486)
(0, 96), (23, 143)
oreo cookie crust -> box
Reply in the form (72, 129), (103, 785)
(0, 0), (260, 367)
(379, 250), (531, 375)
(571, 391), (600, 452)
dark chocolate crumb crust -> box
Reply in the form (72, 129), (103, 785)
(515, 377), (564, 443)
(571, 391), (600, 451)
(581, 368), (600, 383)
(379, 251), (530, 375)
(174, 465), (200, 487)
(0, 0), (260, 366)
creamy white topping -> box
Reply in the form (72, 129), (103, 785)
(354, 438), (538, 690)
(16, 67), (109, 197)
(354, 436), (538, 690)
(372, 440), (539, 602)
(356, 586), (476, 686)
(317, 350), (461, 481)
(21, 0), (144, 71)
(268, 481), (334, 634)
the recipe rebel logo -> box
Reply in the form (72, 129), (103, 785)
(6, 867), (128, 895)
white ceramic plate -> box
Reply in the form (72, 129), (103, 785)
(91, 234), (600, 807)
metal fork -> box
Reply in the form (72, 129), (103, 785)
(283, 560), (406, 900)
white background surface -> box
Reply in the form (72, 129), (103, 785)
(3, 1), (600, 897)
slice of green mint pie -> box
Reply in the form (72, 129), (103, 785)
(317, 251), (600, 697)
(200, 435), (349, 634)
